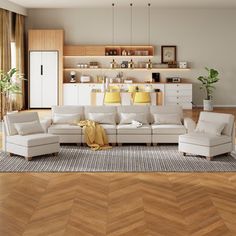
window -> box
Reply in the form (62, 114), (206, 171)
(11, 41), (16, 69)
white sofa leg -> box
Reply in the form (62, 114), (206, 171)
(206, 156), (213, 161)
(146, 143), (151, 147)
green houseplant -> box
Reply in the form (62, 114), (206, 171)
(0, 68), (24, 119)
(197, 67), (219, 111)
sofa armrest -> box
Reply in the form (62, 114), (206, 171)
(184, 117), (196, 133)
(40, 118), (52, 133)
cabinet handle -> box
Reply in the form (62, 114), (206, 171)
(40, 65), (43, 75)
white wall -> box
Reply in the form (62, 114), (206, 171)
(26, 8), (236, 106)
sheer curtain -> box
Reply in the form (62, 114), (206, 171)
(0, 9), (11, 119)
(13, 14), (25, 110)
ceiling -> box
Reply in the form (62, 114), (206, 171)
(8, 0), (236, 9)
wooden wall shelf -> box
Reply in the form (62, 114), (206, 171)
(64, 45), (154, 57)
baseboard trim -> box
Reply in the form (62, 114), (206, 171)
(196, 105), (236, 108)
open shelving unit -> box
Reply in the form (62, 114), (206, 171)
(63, 44), (191, 83)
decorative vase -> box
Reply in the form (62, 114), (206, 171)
(203, 99), (213, 111)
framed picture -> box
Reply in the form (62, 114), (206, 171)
(161, 45), (177, 64)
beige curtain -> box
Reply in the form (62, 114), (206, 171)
(13, 14), (25, 110)
(0, 9), (11, 119)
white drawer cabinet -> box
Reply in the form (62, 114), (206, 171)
(63, 84), (79, 105)
(165, 84), (192, 109)
(63, 83), (102, 106)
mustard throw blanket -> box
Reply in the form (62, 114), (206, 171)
(78, 120), (112, 151)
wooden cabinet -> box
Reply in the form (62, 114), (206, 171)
(28, 29), (64, 106)
(64, 45), (86, 56)
(28, 29), (63, 51)
(85, 46), (105, 56)
(164, 84), (192, 109)
(64, 45), (105, 56)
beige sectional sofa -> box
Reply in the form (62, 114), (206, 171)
(47, 105), (188, 145)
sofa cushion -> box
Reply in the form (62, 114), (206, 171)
(152, 124), (186, 135)
(195, 120), (225, 136)
(100, 124), (116, 135)
(119, 113), (148, 124)
(179, 132), (231, 147)
(150, 105), (183, 123)
(117, 124), (151, 135)
(52, 113), (80, 125)
(198, 112), (234, 137)
(153, 113), (182, 125)
(5, 112), (40, 135)
(48, 124), (82, 135)
(14, 120), (44, 136)
(7, 133), (59, 147)
(88, 112), (116, 124)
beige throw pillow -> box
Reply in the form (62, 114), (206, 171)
(195, 120), (225, 136)
(154, 113), (182, 125)
(14, 120), (44, 136)
(88, 113), (116, 124)
(53, 113), (80, 125)
(120, 113), (148, 124)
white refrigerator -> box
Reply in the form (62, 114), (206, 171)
(29, 51), (58, 108)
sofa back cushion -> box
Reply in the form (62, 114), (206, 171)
(53, 113), (80, 125)
(88, 113), (116, 124)
(117, 105), (151, 124)
(199, 112), (235, 136)
(5, 112), (40, 135)
(84, 106), (117, 124)
(153, 113), (182, 125)
(52, 106), (84, 121)
(150, 105), (183, 124)
(119, 113), (148, 124)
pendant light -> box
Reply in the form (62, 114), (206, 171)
(129, 3), (134, 69)
(110, 3), (116, 69)
(146, 3), (152, 69)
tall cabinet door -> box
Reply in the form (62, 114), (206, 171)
(42, 51), (58, 107)
(30, 52), (42, 108)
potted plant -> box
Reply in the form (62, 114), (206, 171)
(197, 67), (219, 111)
(0, 68), (25, 119)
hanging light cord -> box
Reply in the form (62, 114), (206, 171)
(130, 3), (133, 46)
(112, 3), (115, 45)
(148, 3), (151, 45)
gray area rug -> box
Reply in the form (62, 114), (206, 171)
(0, 145), (236, 172)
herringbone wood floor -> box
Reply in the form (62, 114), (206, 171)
(1, 173), (236, 236)
(0, 108), (236, 236)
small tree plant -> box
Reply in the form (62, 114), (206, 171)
(197, 67), (219, 100)
(0, 68), (24, 118)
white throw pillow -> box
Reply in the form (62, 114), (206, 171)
(154, 113), (182, 125)
(120, 113), (148, 124)
(88, 113), (116, 124)
(195, 120), (225, 136)
(53, 113), (80, 125)
(14, 120), (44, 136)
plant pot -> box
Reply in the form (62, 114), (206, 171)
(203, 99), (213, 111)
